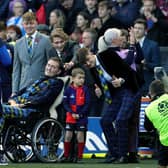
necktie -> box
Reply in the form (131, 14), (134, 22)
(27, 36), (33, 54)
(97, 66), (112, 104)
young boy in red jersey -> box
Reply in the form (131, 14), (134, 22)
(62, 67), (90, 163)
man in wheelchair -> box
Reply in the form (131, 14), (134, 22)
(0, 57), (64, 165)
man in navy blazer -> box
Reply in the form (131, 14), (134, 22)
(133, 18), (160, 96)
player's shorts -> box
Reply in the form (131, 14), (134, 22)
(65, 123), (87, 131)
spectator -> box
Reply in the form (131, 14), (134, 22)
(61, 67), (90, 163)
(44, 0), (60, 25)
(75, 11), (90, 34)
(0, 0), (10, 22)
(70, 27), (83, 44)
(58, 0), (85, 35)
(156, 0), (168, 20)
(7, 0), (27, 35)
(49, 28), (80, 74)
(36, 24), (50, 36)
(81, 28), (98, 54)
(82, 0), (98, 20)
(0, 57), (64, 165)
(48, 9), (66, 32)
(12, 11), (53, 94)
(25, 0), (47, 12)
(0, 22), (14, 58)
(111, 0), (141, 28)
(90, 17), (102, 33)
(133, 18), (160, 95)
(25, 0), (48, 24)
(6, 25), (22, 46)
(97, 0), (122, 37)
(0, 39), (12, 103)
(140, 0), (168, 46)
(71, 12), (91, 43)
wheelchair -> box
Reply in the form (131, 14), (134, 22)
(2, 112), (65, 163)
(2, 76), (70, 163)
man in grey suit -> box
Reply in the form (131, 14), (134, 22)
(12, 11), (53, 94)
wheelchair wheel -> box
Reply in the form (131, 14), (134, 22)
(32, 118), (65, 163)
(3, 125), (34, 162)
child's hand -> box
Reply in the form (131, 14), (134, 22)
(75, 114), (79, 119)
(72, 113), (79, 119)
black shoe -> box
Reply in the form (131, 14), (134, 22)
(68, 157), (74, 163)
(73, 157), (78, 163)
(75, 158), (84, 163)
(59, 156), (71, 163)
(0, 154), (8, 166)
(128, 155), (139, 163)
(103, 156), (117, 163)
(116, 156), (128, 164)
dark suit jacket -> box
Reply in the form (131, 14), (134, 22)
(142, 38), (160, 71)
(95, 48), (142, 94)
(48, 40), (80, 63)
(140, 7), (168, 46)
(141, 37), (160, 94)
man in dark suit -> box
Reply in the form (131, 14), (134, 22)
(97, 0), (122, 37)
(12, 11), (53, 95)
(77, 41), (141, 163)
(133, 18), (160, 96)
(49, 28), (80, 75)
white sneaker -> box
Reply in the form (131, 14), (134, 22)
(0, 154), (8, 166)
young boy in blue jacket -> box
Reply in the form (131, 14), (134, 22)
(62, 67), (90, 163)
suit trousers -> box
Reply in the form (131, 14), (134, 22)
(0, 103), (36, 133)
(100, 87), (136, 157)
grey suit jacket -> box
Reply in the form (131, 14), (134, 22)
(12, 32), (53, 93)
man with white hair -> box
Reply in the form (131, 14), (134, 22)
(77, 28), (142, 163)
(98, 28), (144, 163)
(98, 28), (121, 52)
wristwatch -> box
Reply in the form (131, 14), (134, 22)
(120, 78), (125, 85)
